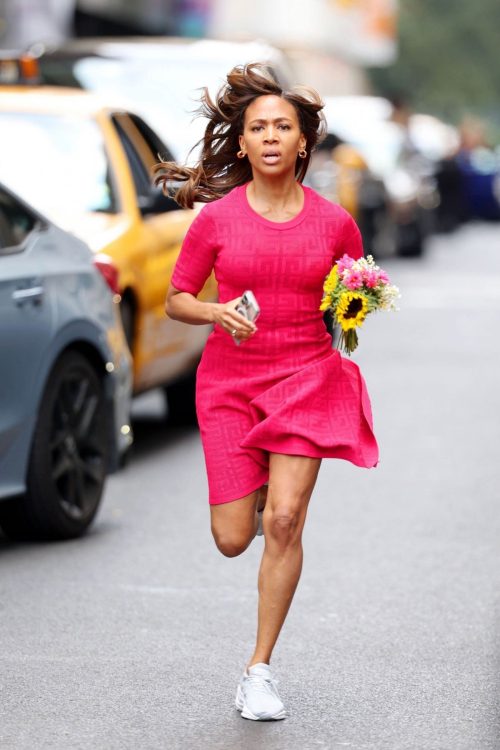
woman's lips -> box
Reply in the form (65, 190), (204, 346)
(262, 153), (281, 164)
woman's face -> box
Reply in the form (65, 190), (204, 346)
(239, 95), (307, 177)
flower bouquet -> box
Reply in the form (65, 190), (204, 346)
(319, 254), (401, 355)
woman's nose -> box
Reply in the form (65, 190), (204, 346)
(264, 131), (279, 143)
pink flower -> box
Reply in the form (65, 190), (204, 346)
(378, 269), (390, 285)
(337, 254), (355, 275)
(364, 269), (379, 288)
(343, 269), (363, 290)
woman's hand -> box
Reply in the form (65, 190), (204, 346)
(212, 297), (258, 342)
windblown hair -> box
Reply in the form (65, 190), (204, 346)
(151, 61), (327, 209)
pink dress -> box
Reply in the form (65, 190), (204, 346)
(171, 181), (379, 505)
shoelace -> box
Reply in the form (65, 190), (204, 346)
(245, 673), (280, 696)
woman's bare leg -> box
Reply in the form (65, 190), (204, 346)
(210, 482), (267, 557)
(247, 453), (322, 670)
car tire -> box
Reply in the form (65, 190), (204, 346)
(0, 351), (109, 541)
(164, 369), (198, 427)
(396, 221), (424, 257)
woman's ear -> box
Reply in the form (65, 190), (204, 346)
(299, 133), (307, 152)
(238, 134), (245, 150)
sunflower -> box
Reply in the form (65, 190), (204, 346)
(319, 294), (331, 311)
(336, 291), (368, 332)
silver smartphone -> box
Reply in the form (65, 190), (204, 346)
(234, 290), (260, 346)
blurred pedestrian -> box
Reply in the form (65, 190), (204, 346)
(152, 62), (379, 721)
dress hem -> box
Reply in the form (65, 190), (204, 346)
(208, 470), (269, 506)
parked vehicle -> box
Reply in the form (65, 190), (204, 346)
(304, 133), (388, 259)
(0, 59), (218, 421)
(0, 182), (133, 541)
(322, 96), (444, 257)
(455, 147), (500, 222)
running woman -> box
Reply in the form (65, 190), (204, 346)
(152, 62), (379, 721)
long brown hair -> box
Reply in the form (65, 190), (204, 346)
(151, 61), (327, 209)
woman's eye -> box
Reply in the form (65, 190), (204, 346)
(251, 125), (291, 131)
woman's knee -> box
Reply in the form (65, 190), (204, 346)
(211, 525), (253, 558)
(210, 488), (259, 558)
(267, 504), (303, 549)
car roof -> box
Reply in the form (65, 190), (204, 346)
(39, 35), (286, 60)
(0, 85), (114, 116)
(36, 36), (292, 84)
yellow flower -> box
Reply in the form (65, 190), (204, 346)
(323, 264), (338, 293)
(336, 291), (368, 332)
(319, 294), (331, 311)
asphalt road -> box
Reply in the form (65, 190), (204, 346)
(2, 222), (500, 750)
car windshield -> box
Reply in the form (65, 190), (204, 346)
(72, 56), (237, 163)
(0, 112), (116, 228)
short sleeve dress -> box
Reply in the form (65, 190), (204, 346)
(171, 181), (379, 505)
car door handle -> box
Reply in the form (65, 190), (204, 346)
(12, 286), (44, 305)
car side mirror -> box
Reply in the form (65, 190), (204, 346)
(139, 185), (180, 215)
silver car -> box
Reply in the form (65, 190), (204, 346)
(0, 183), (133, 541)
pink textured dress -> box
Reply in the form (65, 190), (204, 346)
(171, 181), (379, 504)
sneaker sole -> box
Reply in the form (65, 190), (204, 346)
(235, 684), (286, 721)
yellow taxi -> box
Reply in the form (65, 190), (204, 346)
(330, 143), (369, 222)
(0, 55), (217, 414)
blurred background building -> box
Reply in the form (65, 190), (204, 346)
(0, 0), (398, 95)
(2, 0), (499, 138)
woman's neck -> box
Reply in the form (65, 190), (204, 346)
(246, 172), (304, 222)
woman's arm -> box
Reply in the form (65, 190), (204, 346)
(165, 206), (256, 339)
(165, 284), (218, 325)
(166, 285), (257, 340)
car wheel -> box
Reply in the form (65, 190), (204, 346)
(396, 221), (424, 257)
(164, 369), (198, 426)
(0, 351), (109, 541)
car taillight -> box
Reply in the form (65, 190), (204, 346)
(19, 54), (40, 81)
(93, 253), (121, 295)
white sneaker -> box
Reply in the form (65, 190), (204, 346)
(235, 663), (286, 720)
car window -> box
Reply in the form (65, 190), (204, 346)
(112, 113), (179, 212)
(112, 113), (153, 201)
(0, 113), (118, 230)
(0, 189), (37, 255)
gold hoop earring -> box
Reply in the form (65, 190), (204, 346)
(237, 150), (246, 159)
(299, 149), (307, 158)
